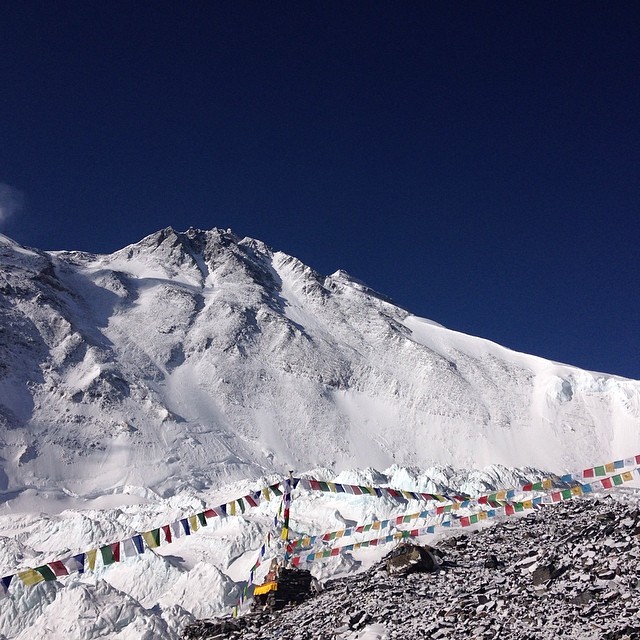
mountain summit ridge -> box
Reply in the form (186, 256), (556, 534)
(1, 228), (639, 504)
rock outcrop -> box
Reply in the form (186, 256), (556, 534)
(184, 494), (640, 639)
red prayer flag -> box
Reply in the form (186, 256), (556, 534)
(292, 557), (300, 567)
(601, 477), (613, 489)
(111, 542), (121, 562)
(505, 505), (515, 516)
(551, 492), (561, 502)
(48, 561), (68, 577)
(204, 509), (216, 519)
(162, 525), (172, 544)
(583, 468), (594, 478)
(330, 548), (339, 556)
(460, 517), (470, 527)
(245, 495), (258, 508)
(521, 483), (532, 492)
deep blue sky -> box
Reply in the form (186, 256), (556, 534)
(1, 3), (639, 378)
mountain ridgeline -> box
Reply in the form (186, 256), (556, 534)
(0, 228), (638, 500)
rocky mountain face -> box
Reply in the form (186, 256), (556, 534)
(184, 493), (640, 640)
(1, 228), (639, 504)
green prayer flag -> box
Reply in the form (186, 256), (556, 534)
(613, 474), (623, 486)
(561, 489), (572, 500)
(595, 466), (606, 476)
(197, 512), (207, 526)
(35, 565), (57, 581)
(100, 545), (115, 566)
(515, 502), (524, 512)
(470, 514), (479, 523)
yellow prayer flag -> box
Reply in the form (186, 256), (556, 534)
(542, 479), (552, 490)
(450, 502), (460, 511)
(327, 482), (337, 492)
(401, 491), (413, 500)
(302, 536), (311, 546)
(18, 569), (44, 586)
(372, 521), (381, 530)
(571, 486), (583, 497)
(280, 527), (288, 540)
(262, 488), (271, 501)
(605, 462), (615, 473)
(335, 530), (344, 538)
(229, 501), (236, 517)
(522, 500), (533, 509)
(87, 549), (97, 571)
(622, 471), (633, 482)
(189, 515), (199, 532)
(496, 490), (507, 501)
(478, 511), (488, 520)
(142, 531), (159, 549)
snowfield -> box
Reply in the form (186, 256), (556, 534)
(0, 227), (639, 638)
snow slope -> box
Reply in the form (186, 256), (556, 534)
(1, 227), (638, 509)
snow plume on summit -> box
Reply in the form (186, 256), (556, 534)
(0, 226), (639, 507)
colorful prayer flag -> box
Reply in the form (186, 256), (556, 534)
(19, 569), (44, 586)
(133, 535), (145, 553)
(142, 529), (160, 549)
(122, 538), (137, 558)
(0, 575), (13, 598)
(100, 545), (115, 566)
(35, 565), (57, 581)
(47, 561), (68, 578)
(63, 554), (85, 574)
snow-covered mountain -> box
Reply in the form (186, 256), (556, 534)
(1, 227), (639, 510)
(1, 227), (640, 639)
